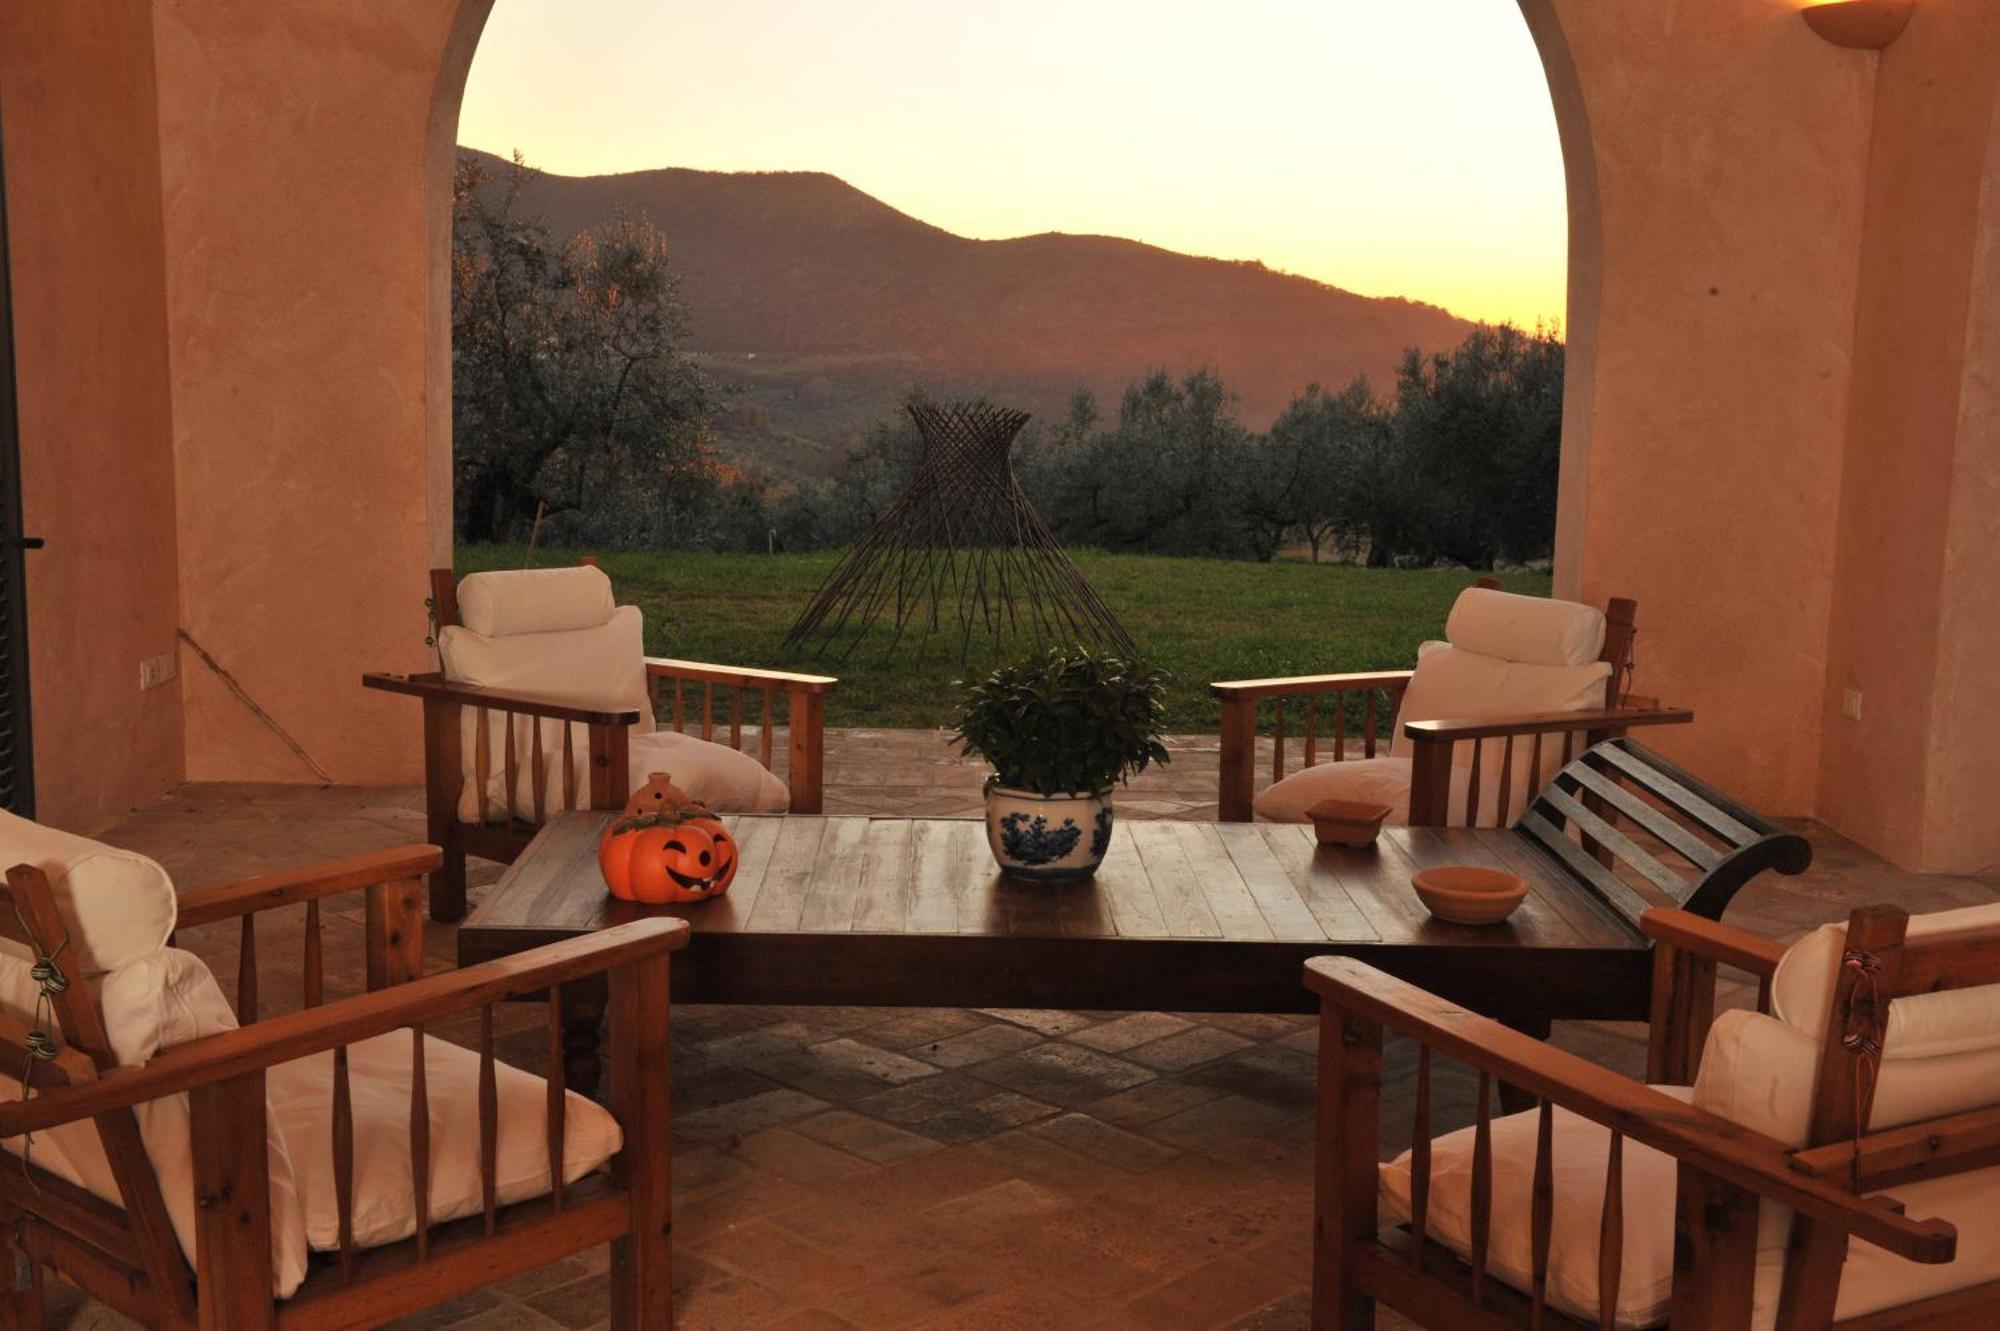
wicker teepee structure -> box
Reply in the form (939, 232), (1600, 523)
(786, 401), (1136, 662)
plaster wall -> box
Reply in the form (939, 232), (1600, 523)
(1816, 1), (2000, 872)
(149, 0), (466, 784)
(1544, 0), (1873, 818)
(0, 4), (185, 832)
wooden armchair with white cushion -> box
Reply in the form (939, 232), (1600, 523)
(0, 810), (686, 1328)
(1214, 580), (1690, 826)
(366, 563), (836, 919)
(1309, 899), (2000, 1329)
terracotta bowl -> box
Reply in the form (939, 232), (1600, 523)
(1305, 798), (1392, 848)
(1411, 865), (1529, 925)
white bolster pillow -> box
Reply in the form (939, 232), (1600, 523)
(457, 566), (616, 637)
(1445, 587), (1606, 668)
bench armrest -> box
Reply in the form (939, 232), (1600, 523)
(362, 672), (642, 727)
(643, 657), (838, 694)
(1305, 956), (1956, 1264)
(0, 919), (689, 1136)
(1210, 669), (1413, 702)
(175, 845), (441, 929)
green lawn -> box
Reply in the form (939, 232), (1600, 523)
(457, 544), (1550, 732)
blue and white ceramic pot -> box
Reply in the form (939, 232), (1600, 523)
(983, 779), (1114, 881)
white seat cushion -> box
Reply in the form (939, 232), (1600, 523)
(1250, 751), (1541, 828)
(0, 948), (311, 1298)
(0, 808), (177, 974)
(1382, 1079), (2000, 1330)
(457, 566), (617, 637)
(631, 730), (789, 815)
(1446, 587), (1607, 668)
(1380, 1087), (1692, 1329)
(269, 1029), (624, 1253)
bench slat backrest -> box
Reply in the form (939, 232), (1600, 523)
(1514, 738), (1811, 927)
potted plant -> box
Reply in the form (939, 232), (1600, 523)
(952, 647), (1170, 880)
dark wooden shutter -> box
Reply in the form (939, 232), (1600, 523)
(0, 105), (36, 818)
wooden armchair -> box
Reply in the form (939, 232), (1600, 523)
(366, 563), (836, 920)
(1213, 578), (1690, 825)
(1308, 899), (2000, 1329)
(0, 841), (688, 1329)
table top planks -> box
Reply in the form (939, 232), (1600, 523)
(461, 812), (1655, 1019)
(465, 812), (1642, 954)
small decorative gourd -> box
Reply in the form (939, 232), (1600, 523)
(597, 772), (739, 904)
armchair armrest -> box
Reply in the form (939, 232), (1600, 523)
(0, 919), (690, 1138)
(1403, 707), (1694, 828)
(1304, 956), (1956, 1264)
(643, 658), (835, 814)
(1401, 706), (1693, 743)
(175, 845), (442, 929)
(1640, 906), (1785, 1085)
(1210, 669), (1413, 702)
(1212, 671), (1414, 821)
(1640, 907), (1786, 979)
(362, 672), (642, 727)
(643, 657), (838, 694)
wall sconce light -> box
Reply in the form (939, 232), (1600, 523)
(1802, 0), (1914, 49)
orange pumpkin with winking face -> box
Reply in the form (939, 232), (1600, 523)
(598, 784), (739, 904)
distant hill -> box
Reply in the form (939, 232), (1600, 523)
(461, 148), (1478, 479)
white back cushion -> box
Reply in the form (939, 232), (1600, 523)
(1446, 587), (1607, 667)
(1771, 902), (2000, 1058)
(0, 809), (176, 974)
(1695, 1009), (2000, 1327)
(439, 606), (657, 822)
(1389, 641), (1611, 761)
(456, 566), (616, 637)
(0, 948), (310, 1297)
(438, 604), (651, 720)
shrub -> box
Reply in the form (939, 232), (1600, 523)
(952, 648), (1171, 796)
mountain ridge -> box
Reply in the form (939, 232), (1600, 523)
(460, 147), (1479, 478)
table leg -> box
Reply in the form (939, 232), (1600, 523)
(560, 977), (609, 1100)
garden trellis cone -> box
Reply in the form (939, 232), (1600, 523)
(786, 400), (1137, 663)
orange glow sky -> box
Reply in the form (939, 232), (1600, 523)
(458, 1), (1567, 328)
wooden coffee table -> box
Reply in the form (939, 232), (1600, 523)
(460, 813), (1654, 1091)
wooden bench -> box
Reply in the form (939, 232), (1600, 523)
(459, 740), (1810, 1094)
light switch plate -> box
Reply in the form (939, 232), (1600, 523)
(1841, 686), (1863, 722)
(139, 652), (177, 691)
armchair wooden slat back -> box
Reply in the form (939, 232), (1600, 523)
(0, 865), (196, 1323)
(1212, 579), (1667, 824)
(371, 560), (835, 920)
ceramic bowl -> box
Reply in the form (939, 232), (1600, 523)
(1410, 865), (1529, 925)
(1305, 798), (1393, 848)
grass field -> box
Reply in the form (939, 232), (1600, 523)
(458, 544), (1551, 732)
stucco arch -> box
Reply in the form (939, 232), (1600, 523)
(421, 0), (1599, 580)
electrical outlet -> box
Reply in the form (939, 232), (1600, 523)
(139, 652), (177, 691)
(1841, 686), (1863, 722)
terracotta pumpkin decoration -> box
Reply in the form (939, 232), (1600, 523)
(598, 772), (739, 904)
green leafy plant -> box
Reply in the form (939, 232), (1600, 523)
(952, 647), (1171, 797)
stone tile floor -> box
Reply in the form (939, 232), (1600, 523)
(40, 728), (2000, 1329)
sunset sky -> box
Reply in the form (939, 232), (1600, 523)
(458, 1), (1567, 328)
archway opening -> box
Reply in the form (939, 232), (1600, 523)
(431, 0), (1586, 731)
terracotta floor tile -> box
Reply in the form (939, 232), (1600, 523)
(793, 1108), (946, 1164)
